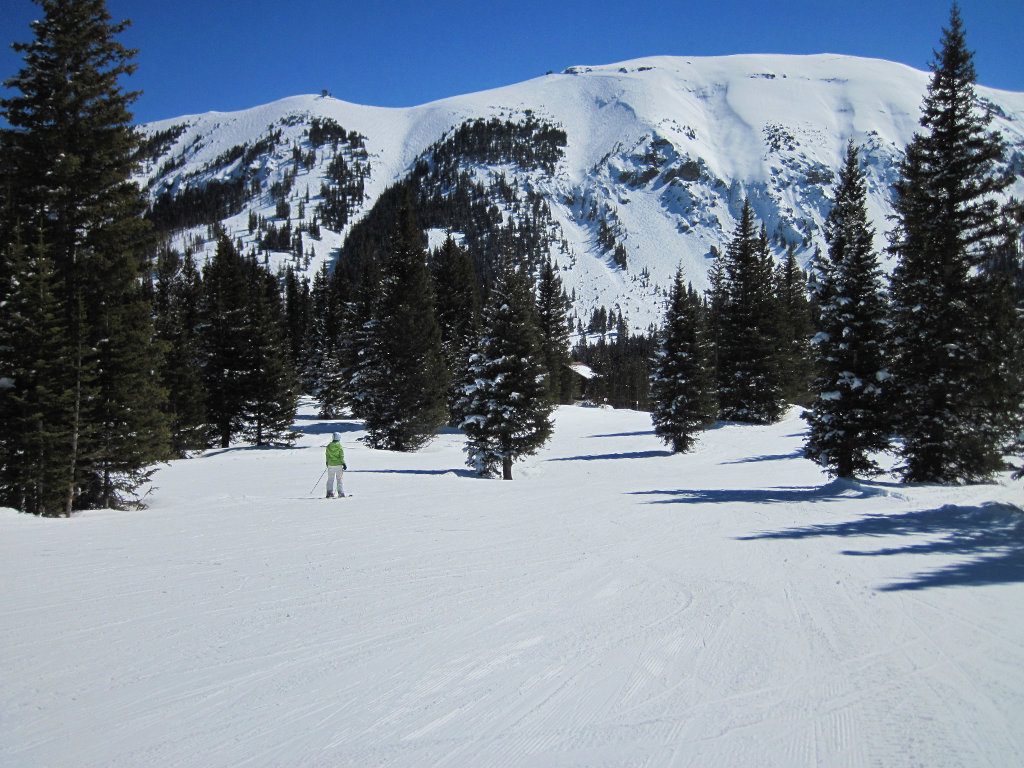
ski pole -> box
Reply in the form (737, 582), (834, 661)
(310, 467), (327, 495)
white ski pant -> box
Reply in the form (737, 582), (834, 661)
(326, 466), (344, 495)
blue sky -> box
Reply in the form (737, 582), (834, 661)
(3, 0), (1022, 125)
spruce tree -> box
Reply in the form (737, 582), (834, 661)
(1, 0), (169, 512)
(459, 259), (553, 479)
(283, 267), (310, 371)
(775, 243), (814, 405)
(888, 5), (1022, 483)
(154, 248), (207, 456)
(536, 256), (575, 404)
(0, 230), (76, 515)
(716, 199), (786, 423)
(650, 267), (717, 452)
(199, 236), (251, 448)
(305, 263), (351, 417)
(240, 262), (300, 447)
(705, 245), (727, 378)
(347, 258), (386, 423)
(432, 235), (481, 421)
(361, 203), (449, 451)
(805, 141), (892, 478)
(997, 204), (1024, 480)
(86, 265), (171, 508)
(302, 266), (331, 398)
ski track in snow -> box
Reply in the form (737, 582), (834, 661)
(2, 402), (1022, 767)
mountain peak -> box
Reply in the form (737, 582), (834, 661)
(137, 54), (1024, 331)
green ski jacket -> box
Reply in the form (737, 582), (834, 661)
(326, 441), (345, 467)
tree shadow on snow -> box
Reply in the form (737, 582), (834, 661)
(721, 449), (806, 464)
(631, 478), (893, 505)
(354, 468), (482, 479)
(739, 502), (1024, 591)
(549, 449), (674, 462)
(290, 421), (364, 437)
(203, 443), (304, 458)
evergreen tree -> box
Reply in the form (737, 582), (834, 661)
(432, 235), (481, 421)
(0, 230), (76, 515)
(459, 259), (553, 479)
(705, 245), (727, 378)
(1, 0), (169, 512)
(84, 267), (170, 507)
(199, 236), (250, 448)
(536, 256), (574, 404)
(775, 242), (814, 405)
(347, 258), (386, 422)
(716, 199), (786, 423)
(650, 267), (717, 452)
(282, 267), (310, 371)
(361, 203), (449, 450)
(805, 141), (892, 478)
(302, 266), (331, 398)
(154, 248), (207, 456)
(572, 331), (657, 410)
(996, 203), (1024, 480)
(888, 6), (1022, 483)
(240, 262), (300, 447)
(305, 264), (352, 417)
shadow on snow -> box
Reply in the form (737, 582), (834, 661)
(630, 478), (892, 505)
(722, 449), (806, 464)
(354, 468), (482, 479)
(290, 420), (364, 437)
(633, 479), (1024, 590)
(202, 443), (304, 458)
(548, 450), (674, 462)
(739, 500), (1024, 591)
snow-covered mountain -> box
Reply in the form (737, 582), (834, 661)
(136, 54), (1024, 331)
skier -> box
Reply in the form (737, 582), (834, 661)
(325, 432), (347, 498)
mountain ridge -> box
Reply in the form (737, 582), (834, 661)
(136, 53), (1024, 332)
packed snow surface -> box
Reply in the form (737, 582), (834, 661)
(2, 402), (1022, 767)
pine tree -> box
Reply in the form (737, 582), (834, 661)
(1, 0), (169, 512)
(536, 256), (574, 404)
(716, 199), (786, 423)
(199, 236), (250, 449)
(888, 5), (1022, 483)
(995, 204), (1024, 480)
(283, 267), (310, 371)
(347, 258), (386, 422)
(805, 141), (892, 478)
(361, 202), (449, 451)
(302, 266), (330, 398)
(572, 330), (657, 410)
(240, 262), (300, 447)
(85, 275), (171, 508)
(154, 248), (207, 456)
(705, 245), (727, 378)
(0, 230), (76, 515)
(775, 242), (814, 405)
(304, 263), (351, 417)
(459, 259), (553, 479)
(650, 267), (717, 452)
(432, 235), (481, 421)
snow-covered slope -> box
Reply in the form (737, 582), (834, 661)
(2, 401), (1022, 766)
(136, 54), (1024, 331)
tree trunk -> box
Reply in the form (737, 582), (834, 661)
(502, 456), (513, 480)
